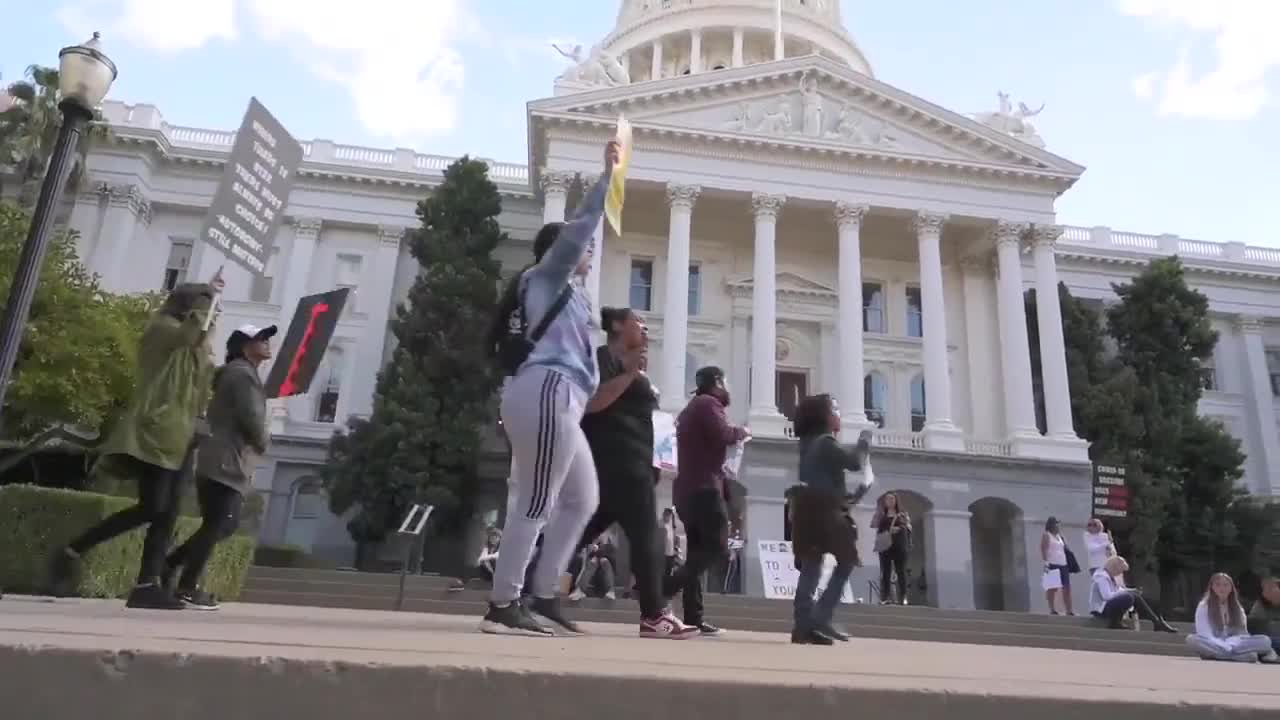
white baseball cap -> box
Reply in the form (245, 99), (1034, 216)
(229, 324), (278, 342)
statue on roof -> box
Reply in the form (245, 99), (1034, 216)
(553, 42), (630, 88)
(972, 91), (1046, 148)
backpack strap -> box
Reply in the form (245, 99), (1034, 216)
(529, 283), (574, 343)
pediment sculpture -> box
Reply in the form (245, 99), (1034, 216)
(721, 72), (899, 149)
(972, 91), (1046, 148)
(553, 43), (630, 88)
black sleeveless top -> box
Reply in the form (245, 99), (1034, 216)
(581, 345), (657, 475)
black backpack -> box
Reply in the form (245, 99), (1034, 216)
(496, 276), (573, 376)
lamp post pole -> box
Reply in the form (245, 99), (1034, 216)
(0, 33), (116, 435)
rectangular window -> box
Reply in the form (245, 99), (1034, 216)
(161, 239), (193, 291)
(335, 254), (362, 317)
(629, 259), (653, 311)
(905, 285), (923, 338)
(1266, 349), (1280, 396)
(687, 264), (702, 316)
(862, 282), (885, 334)
(314, 348), (344, 423)
(249, 246), (280, 303)
(1198, 366), (1217, 392)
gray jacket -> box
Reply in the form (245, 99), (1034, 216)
(197, 358), (269, 493)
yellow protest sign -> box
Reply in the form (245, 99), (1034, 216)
(605, 115), (631, 236)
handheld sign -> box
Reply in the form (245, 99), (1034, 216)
(264, 288), (350, 399)
(604, 115), (631, 236)
(198, 97), (304, 276)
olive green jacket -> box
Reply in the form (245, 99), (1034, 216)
(197, 358), (268, 494)
(98, 283), (216, 471)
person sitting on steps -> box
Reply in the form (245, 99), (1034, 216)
(1185, 572), (1280, 663)
(1088, 556), (1176, 632)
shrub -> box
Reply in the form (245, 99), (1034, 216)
(0, 484), (254, 599)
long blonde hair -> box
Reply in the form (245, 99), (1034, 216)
(1202, 572), (1247, 635)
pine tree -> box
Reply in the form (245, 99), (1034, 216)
(322, 158), (506, 551)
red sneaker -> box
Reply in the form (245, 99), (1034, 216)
(639, 610), (700, 639)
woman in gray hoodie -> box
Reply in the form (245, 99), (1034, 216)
(162, 324), (274, 609)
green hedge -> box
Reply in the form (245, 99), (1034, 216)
(0, 484), (255, 599)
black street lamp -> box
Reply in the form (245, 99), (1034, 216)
(0, 33), (117, 434)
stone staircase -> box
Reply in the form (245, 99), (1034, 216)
(240, 566), (1192, 657)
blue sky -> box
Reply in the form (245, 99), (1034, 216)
(3, 1), (1276, 246)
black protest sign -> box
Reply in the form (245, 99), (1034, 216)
(198, 97), (303, 276)
(1092, 463), (1131, 520)
(264, 288), (350, 399)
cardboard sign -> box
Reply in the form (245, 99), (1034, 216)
(757, 540), (854, 604)
(198, 97), (303, 276)
(652, 409), (676, 471)
(1092, 463), (1130, 519)
(604, 115), (631, 236)
(264, 288), (350, 399)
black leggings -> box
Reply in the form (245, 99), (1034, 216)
(165, 477), (243, 591)
(68, 451), (189, 585)
(879, 545), (907, 602)
(576, 466), (663, 618)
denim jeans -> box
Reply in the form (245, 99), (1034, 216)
(793, 553), (854, 630)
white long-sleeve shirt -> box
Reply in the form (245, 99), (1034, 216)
(1192, 600), (1252, 654)
(1089, 569), (1127, 614)
(1083, 530), (1115, 570)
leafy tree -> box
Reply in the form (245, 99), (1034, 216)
(0, 202), (160, 440)
(0, 65), (110, 205)
(322, 158), (506, 552)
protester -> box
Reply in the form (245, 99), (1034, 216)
(1087, 556), (1176, 632)
(1246, 575), (1280, 654)
(788, 394), (872, 645)
(1185, 572), (1279, 663)
(479, 138), (618, 636)
(872, 492), (912, 605)
(664, 366), (749, 637)
(1083, 517), (1116, 576)
(161, 324), (274, 609)
(48, 274), (223, 609)
(574, 306), (696, 637)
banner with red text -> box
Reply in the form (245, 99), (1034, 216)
(264, 288), (350, 399)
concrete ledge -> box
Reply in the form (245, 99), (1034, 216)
(1, 599), (1277, 719)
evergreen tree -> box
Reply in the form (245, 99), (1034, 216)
(322, 158), (506, 551)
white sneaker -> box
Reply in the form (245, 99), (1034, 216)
(568, 589), (586, 601)
(639, 611), (699, 639)
(604, 590), (617, 600)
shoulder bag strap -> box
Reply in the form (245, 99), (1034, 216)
(529, 284), (574, 343)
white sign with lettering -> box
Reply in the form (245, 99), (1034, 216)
(756, 540), (854, 604)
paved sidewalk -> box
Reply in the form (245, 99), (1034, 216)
(1, 597), (1277, 719)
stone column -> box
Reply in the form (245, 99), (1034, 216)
(729, 316), (750, 425)
(960, 256), (1000, 439)
(993, 221), (1039, 441)
(913, 212), (963, 450)
(926, 509), (975, 610)
(1030, 225), (1079, 440)
(749, 193), (787, 435)
(835, 202), (871, 429)
(279, 217), (322, 421)
(93, 183), (149, 292)
(349, 226), (404, 418)
(651, 40), (664, 79)
(1237, 316), (1280, 495)
(690, 30), (703, 73)
(539, 170), (573, 225)
(732, 28), (745, 67)
(660, 184), (699, 409)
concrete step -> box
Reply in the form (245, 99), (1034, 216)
(240, 567), (1191, 657)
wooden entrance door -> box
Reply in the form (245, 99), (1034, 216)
(776, 370), (808, 420)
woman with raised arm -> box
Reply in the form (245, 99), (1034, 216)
(480, 138), (619, 637)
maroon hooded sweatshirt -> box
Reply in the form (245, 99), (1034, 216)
(673, 393), (741, 506)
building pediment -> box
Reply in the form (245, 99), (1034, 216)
(726, 270), (837, 299)
(529, 55), (1084, 185)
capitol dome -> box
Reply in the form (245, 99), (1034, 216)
(596, 0), (873, 83)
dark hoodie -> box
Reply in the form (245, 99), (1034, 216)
(196, 358), (268, 494)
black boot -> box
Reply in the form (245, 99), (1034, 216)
(791, 627), (835, 645)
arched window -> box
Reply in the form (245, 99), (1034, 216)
(910, 374), (927, 432)
(864, 372), (888, 428)
(292, 479), (324, 519)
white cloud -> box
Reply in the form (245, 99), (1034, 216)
(56, 0), (465, 139)
(1118, 0), (1280, 119)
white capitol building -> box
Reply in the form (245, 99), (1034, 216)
(52, 0), (1280, 611)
